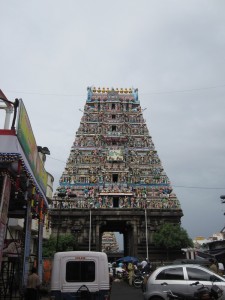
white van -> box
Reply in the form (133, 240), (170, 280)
(50, 251), (110, 300)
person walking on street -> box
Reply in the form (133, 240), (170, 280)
(209, 258), (218, 274)
(140, 258), (148, 270)
(127, 261), (135, 286)
(218, 262), (224, 276)
(142, 262), (152, 274)
(26, 267), (41, 300)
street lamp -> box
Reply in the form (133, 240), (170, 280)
(220, 196), (225, 215)
(145, 209), (149, 261)
(37, 146), (50, 155)
(0, 89), (19, 130)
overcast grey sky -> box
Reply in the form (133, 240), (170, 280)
(1, 0), (225, 240)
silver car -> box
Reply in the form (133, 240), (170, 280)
(143, 264), (225, 300)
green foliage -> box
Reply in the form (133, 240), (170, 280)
(42, 234), (77, 257)
(153, 223), (193, 251)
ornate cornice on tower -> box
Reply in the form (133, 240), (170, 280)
(87, 86), (139, 103)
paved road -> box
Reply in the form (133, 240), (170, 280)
(111, 280), (143, 300)
(40, 280), (143, 300)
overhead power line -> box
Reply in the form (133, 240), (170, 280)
(4, 90), (85, 97)
(48, 156), (225, 190)
(140, 84), (225, 95)
(4, 83), (225, 98)
(48, 156), (66, 163)
(173, 185), (225, 190)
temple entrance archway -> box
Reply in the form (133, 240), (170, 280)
(50, 207), (183, 261)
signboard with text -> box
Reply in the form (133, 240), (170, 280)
(17, 100), (47, 193)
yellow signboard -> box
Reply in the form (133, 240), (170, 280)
(17, 100), (47, 193)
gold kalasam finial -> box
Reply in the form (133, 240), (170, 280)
(91, 87), (133, 93)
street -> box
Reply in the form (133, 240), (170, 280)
(40, 280), (143, 300)
(111, 280), (143, 300)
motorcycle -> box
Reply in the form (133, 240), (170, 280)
(116, 268), (128, 280)
(164, 281), (223, 300)
(133, 270), (150, 289)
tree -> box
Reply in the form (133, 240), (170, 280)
(153, 223), (193, 260)
(42, 234), (77, 257)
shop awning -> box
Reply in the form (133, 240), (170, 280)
(0, 131), (48, 207)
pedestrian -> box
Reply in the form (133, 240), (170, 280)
(142, 262), (151, 274)
(127, 261), (135, 286)
(218, 262), (224, 276)
(112, 261), (117, 277)
(26, 267), (41, 300)
(140, 258), (148, 270)
(209, 258), (218, 274)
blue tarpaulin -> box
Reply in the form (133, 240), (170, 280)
(117, 256), (139, 263)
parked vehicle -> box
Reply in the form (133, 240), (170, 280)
(133, 271), (144, 288)
(165, 281), (223, 299)
(172, 259), (211, 267)
(115, 266), (128, 279)
(143, 263), (225, 300)
(133, 270), (149, 289)
(50, 251), (110, 300)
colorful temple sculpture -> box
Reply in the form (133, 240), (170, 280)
(101, 232), (119, 253)
(51, 86), (183, 259)
(54, 87), (180, 211)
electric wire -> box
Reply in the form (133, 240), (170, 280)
(6, 85), (224, 191)
(4, 83), (225, 98)
(48, 157), (225, 191)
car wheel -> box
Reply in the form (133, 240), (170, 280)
(150, 297), (164, 300)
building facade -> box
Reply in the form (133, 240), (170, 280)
(0, 92), (52, 299)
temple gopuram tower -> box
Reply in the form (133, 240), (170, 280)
(50, 87), (183, 260)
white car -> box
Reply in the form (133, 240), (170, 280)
(143, 264), (225, 300)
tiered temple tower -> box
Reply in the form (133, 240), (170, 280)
(51, 87), (183, 260)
